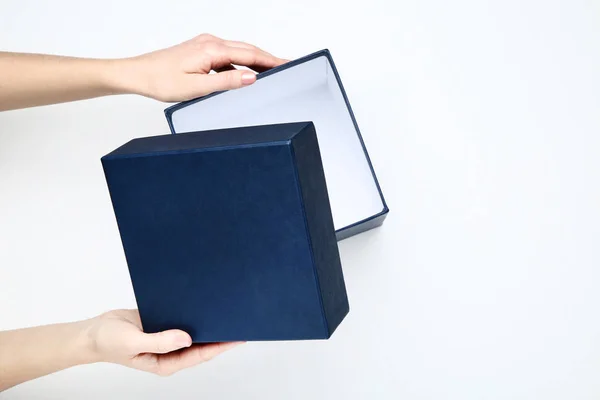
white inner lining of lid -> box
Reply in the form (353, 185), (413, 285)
(170, 55), (384, 231)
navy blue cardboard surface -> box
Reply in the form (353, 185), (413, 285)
(165, 49), (388, 241)
(102, 122), (349, 342)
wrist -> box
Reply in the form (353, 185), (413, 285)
(98, 57), (148, 97)
(70, 318), (103, 365)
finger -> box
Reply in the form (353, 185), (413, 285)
(193, 34), (288, 67)
(221, 42), (273, 73)
(213, 46), (285, 72)
(121, 309), (142, 327)
(196, 341), (245, 361)
(222, 40), (276, 59)
(222, 40), (290, 69)
(222, 39), (259, 51)
(134, 329), (192, 354)
(195, 70), (256, 95)
(156, 342), (245, 376)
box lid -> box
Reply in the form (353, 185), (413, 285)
(165, 49), (388, 240)
(101, 122), (349, 342)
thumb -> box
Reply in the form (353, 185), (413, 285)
(134, 330), (192, 354)
(196, 70), (257, 95)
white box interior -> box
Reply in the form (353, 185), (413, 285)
(170, 54), (385, 231)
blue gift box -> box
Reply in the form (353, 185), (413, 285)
(165, 49), (388, 240)
(102, 122), (349, 341)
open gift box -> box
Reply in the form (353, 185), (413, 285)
(165, 50), (389, 240)
(102, 50), (388, 342)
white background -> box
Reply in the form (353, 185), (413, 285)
(1, 0), (599, 399)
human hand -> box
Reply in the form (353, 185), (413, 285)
(116, 33), (288, 102)
(86, 309), (243, 376)
(0, 34), (285, 111)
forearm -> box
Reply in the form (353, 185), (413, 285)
(0, 52), (139, 111)
(0, 319), (97, 392)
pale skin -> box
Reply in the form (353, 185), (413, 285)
(0, 33), (288, 392)
(0, 33), (287, 110)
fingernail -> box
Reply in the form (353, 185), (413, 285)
(241, 72), (256, 85)
(177, 336), (192, 348)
